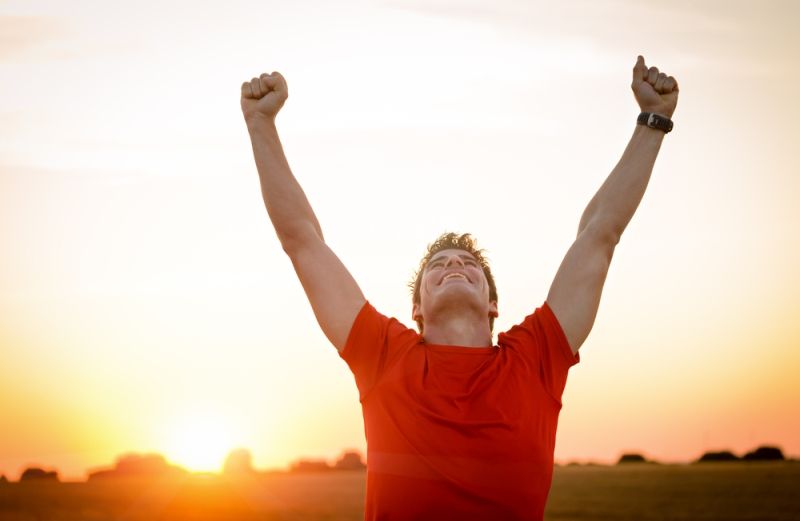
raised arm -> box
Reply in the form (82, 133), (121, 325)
(241, 72), (366, 352)
(546, 56), (679, 355)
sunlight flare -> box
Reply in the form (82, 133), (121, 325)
(163, 414), (237, 473)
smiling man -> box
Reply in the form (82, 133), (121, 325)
(240, 55), (678, 520)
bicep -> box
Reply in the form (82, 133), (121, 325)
(287, 238), (366, 353)
(546, 226), (617, 355)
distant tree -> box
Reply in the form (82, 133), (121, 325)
(88, 453), (187, 481)
(743, 446), (785, 461)
(20, 467), (59, 482)
(617, 453), (647, 464)
(696, 450), (740, 463)
(334, 450), (366, 471)
(116, 454), (169, 474)
(0, 474), (8, 484)
(289, 459), (332, 473)
(224, 448), (255, 475)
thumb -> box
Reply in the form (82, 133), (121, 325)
(632, 55), (647, 83)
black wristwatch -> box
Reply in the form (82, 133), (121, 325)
(637, 112), (673, 133)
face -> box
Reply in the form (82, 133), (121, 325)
(412, 248), (498, 325)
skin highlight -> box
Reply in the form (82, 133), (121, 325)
(408, 232), (498, 335)
(412, 248), (498, 347)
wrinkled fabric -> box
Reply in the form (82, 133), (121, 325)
(339, 301), (580, 521)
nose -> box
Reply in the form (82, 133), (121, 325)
(444, 255), (465, 268)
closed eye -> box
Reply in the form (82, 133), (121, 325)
(427, 256), (479, 270)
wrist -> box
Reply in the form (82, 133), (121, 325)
(637, 112), (673, 133)
(633, 123), (667, 142)
(245, 113), (278, 133)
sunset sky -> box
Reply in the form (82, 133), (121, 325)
(1, 0), (799, 481)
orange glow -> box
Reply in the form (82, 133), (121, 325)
(162, 414), (238, 473)
(1, 0), (799, 483)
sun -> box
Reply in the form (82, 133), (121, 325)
(163, 414), (238, 473)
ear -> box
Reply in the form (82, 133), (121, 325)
(412, 302), (422, 322)
(488, 300), (499, 318)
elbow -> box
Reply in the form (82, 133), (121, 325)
(603, 224), (622, 247)
(579, 217), (622, 250)
(579, 206), (628, 245)
(277, 222), (324, 256)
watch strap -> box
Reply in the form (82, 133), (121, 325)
(637, 112), (673, 133)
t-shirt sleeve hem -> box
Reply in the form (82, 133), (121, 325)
(541, 301), (580, 366)
(339, 300), (374, 360)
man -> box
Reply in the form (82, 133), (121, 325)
(240, 55), (678, 520)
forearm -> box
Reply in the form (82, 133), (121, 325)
(578, 124), (665, 238)
(246, 117), (324, 251)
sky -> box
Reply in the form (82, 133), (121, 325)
(1, 0), (799, 481)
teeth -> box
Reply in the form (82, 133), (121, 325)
(443, 273), (467, 281)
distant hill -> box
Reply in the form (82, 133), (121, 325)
(743, 446), (784, 461)
(698, 450), (740, 462)
(223, 448), (255, 476)
(88, 453), (187, 480)
(617, 453), (659, 464)
(334, 451), (366, 471)
(289, 459), (332, 472)
(288, 450), (366, 473)
(696, 445), (785, 463)
(20, 468), (59, 482)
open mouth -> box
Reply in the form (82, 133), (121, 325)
(439, 273), (470, 285)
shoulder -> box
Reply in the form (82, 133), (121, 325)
(338, 302), (421, 401)
(340, 301), (419, 358)
(499, 303), (556, 341)
(499, 303), (579, 363)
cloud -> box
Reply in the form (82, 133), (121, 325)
(0, 16), (68, 62)
(381, 0), (798, 78)
(383, 0), (739, 38)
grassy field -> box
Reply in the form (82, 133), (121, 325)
(0, 462), (797, 520)
(546, 462), (799, 521)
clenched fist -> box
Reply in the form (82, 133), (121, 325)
(632, 56), (678, 119)
(241, 71), (288, 123)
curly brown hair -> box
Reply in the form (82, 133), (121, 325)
(408, 232), (498, 333)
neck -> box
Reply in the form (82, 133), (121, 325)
(421, 310), (492, 347)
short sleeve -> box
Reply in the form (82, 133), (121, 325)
(499, 302), (580, 404)
(339, 301), (419, 401)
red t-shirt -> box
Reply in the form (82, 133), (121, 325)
(340, 301), (580, 521)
